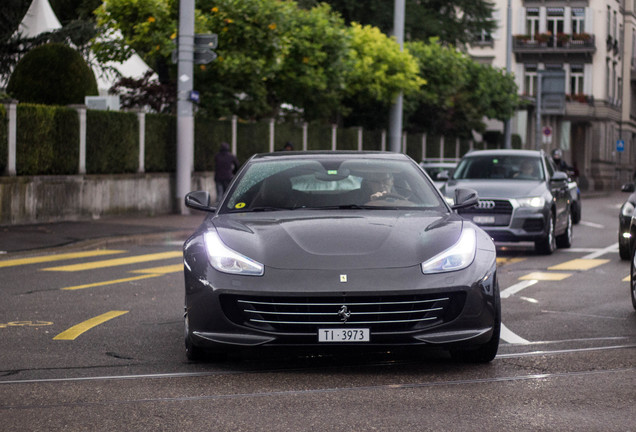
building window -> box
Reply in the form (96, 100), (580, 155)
(546, 7), (564, 37)
(524, 64), (538, 96)
(571, 8), (585, 34)
(526, 8), (539, 39)
(570, 64), (584, 95)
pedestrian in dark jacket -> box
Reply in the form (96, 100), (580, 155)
(214, 142), (239, 202)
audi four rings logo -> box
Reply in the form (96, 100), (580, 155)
(477, 200), (496, 209)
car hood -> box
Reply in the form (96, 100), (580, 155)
(441, 179), (546, 199)
(208, 211), (466, 270)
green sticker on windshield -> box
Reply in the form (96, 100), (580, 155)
(327, 170), (338, 175)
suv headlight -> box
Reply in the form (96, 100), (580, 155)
(204, 231), (264, 276)
(621, 201), (635, 218)
(515, 196), (545, 208)
(421, 228), (476, 274)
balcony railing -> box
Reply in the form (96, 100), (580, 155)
(513, 33), (596, 54)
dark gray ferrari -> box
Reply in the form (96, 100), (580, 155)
(183, 151), (500, 362)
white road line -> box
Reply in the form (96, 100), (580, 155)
(500, 323), (531, 345)
(578, 221), (605, 229)
(500, 279), (538, 299)
(582, 243), (618, 259)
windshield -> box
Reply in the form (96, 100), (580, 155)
(222, 156), (447, 212)
(453, 155), (544, 181)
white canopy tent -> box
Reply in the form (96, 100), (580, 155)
(9, 0), (157, 98)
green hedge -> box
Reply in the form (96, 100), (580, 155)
(145, 113), (176, 172)
(16, 104), (78, 175)
(86, 110), (138, 174)
(194, 117), (232, 171)
(0, 105), (6, 173)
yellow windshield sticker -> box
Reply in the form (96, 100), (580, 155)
(235, 202), (246, 209)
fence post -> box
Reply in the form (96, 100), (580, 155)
(421, 134), (427, 160)
(4, 100), (17, 176)
(137, 111), (145, 173)
(269, 118), (275, 152)
(381, 130), (386, 151)
(357, 127), (363, 151)
(401, 132), (407, 154)
(231, 115), (238, 155)
(69, 104), (87, 175)
(302, 122), (308, 151)
(331, 124), (337, 150)
(455, 137), (460, 160)
(440, 136), (445, 161)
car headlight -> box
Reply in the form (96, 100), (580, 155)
(421, 228), (476, 274)
(515, 196), (545, 208)
(204, 231), (264, 276)
(621, 201), (635, 218)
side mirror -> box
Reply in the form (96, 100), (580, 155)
(185, 191), (215, 212)
(452, 188), (479, 210)
(437, 171), (450, 181)
(622, 183), (635, 193)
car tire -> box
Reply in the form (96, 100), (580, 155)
(535, 212), (556, 255)
(571, 200), (581, 224)
(631, 247), (636, 311)
(451, 281), (500, 363)
(619, 238), (631, 261)
(555, 211), (572, 249)
(184, 313), (206, 362)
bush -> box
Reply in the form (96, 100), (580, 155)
(7, 43), (98, 106)
(16, 104), (79, 175)
(86, 110), (138, 174)
(145, 113), (176, 172)
(0, 104), (6, 173)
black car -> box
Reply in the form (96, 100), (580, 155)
(619, 183), (636, 260)
(183, 151), (500, 362)
(440, 149), (572, 255)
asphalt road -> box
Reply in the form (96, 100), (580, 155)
(0, 192), (634, 431)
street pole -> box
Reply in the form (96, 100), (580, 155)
(535, 71), (542, 150)
(176, 0), (195, 214)
(389, 0), (405, 153)
(503, 0), (512, 149)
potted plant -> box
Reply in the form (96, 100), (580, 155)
(535, 32), (552, 44)
(572, 32), (591, 42)
(557, 32), (570, 45)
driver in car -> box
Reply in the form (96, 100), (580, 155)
(368, 172), (395, 200)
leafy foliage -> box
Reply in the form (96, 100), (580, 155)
(404, 39), (518, 137)
(7, 43), (98, 105)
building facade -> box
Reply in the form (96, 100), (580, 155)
(468, 0), (636, 191)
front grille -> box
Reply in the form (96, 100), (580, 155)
(221, 293), (466, 333)
(459, 199), (513, 215)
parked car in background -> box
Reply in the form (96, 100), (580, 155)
(419, 160), (458, 189)
(622, 183), (636, 310)
(183, 151), (500, 363)
(440, 149), (572, 255)
(619, 182), (636, 260)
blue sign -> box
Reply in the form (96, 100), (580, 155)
(189, 90), (200, 103)
(617, 139), (625, 152)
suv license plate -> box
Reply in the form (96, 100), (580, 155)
(473, 215), (495, 225)
(318, 328), (370, 342)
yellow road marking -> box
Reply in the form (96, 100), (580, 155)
(519, 272), (571, 281)
(42, 251), (182, 272)
(60, 263), (182, 290)
(61, 274), (161, 291)
(548, 259), (609, 271)
(0, 250), (125, 268)
(497, 257), (526, 266)
(53, 310), (128, 340)
(131, 264), (183, 274)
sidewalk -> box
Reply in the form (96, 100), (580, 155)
(0, 213), (207, 254)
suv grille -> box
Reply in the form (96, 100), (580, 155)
(221, 293), (466, 333)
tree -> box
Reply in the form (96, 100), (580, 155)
(303, 0), (497, 46)
(404, 39), (519, 137)
(341, 23), (425, 129)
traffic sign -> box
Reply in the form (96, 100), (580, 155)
(617, 139), (625, 152)
(542, 126), (552, 144)
(194, 33), (218, 65)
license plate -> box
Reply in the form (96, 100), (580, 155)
(473, 215), (495, 225)
(318, 328), (370, 342)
